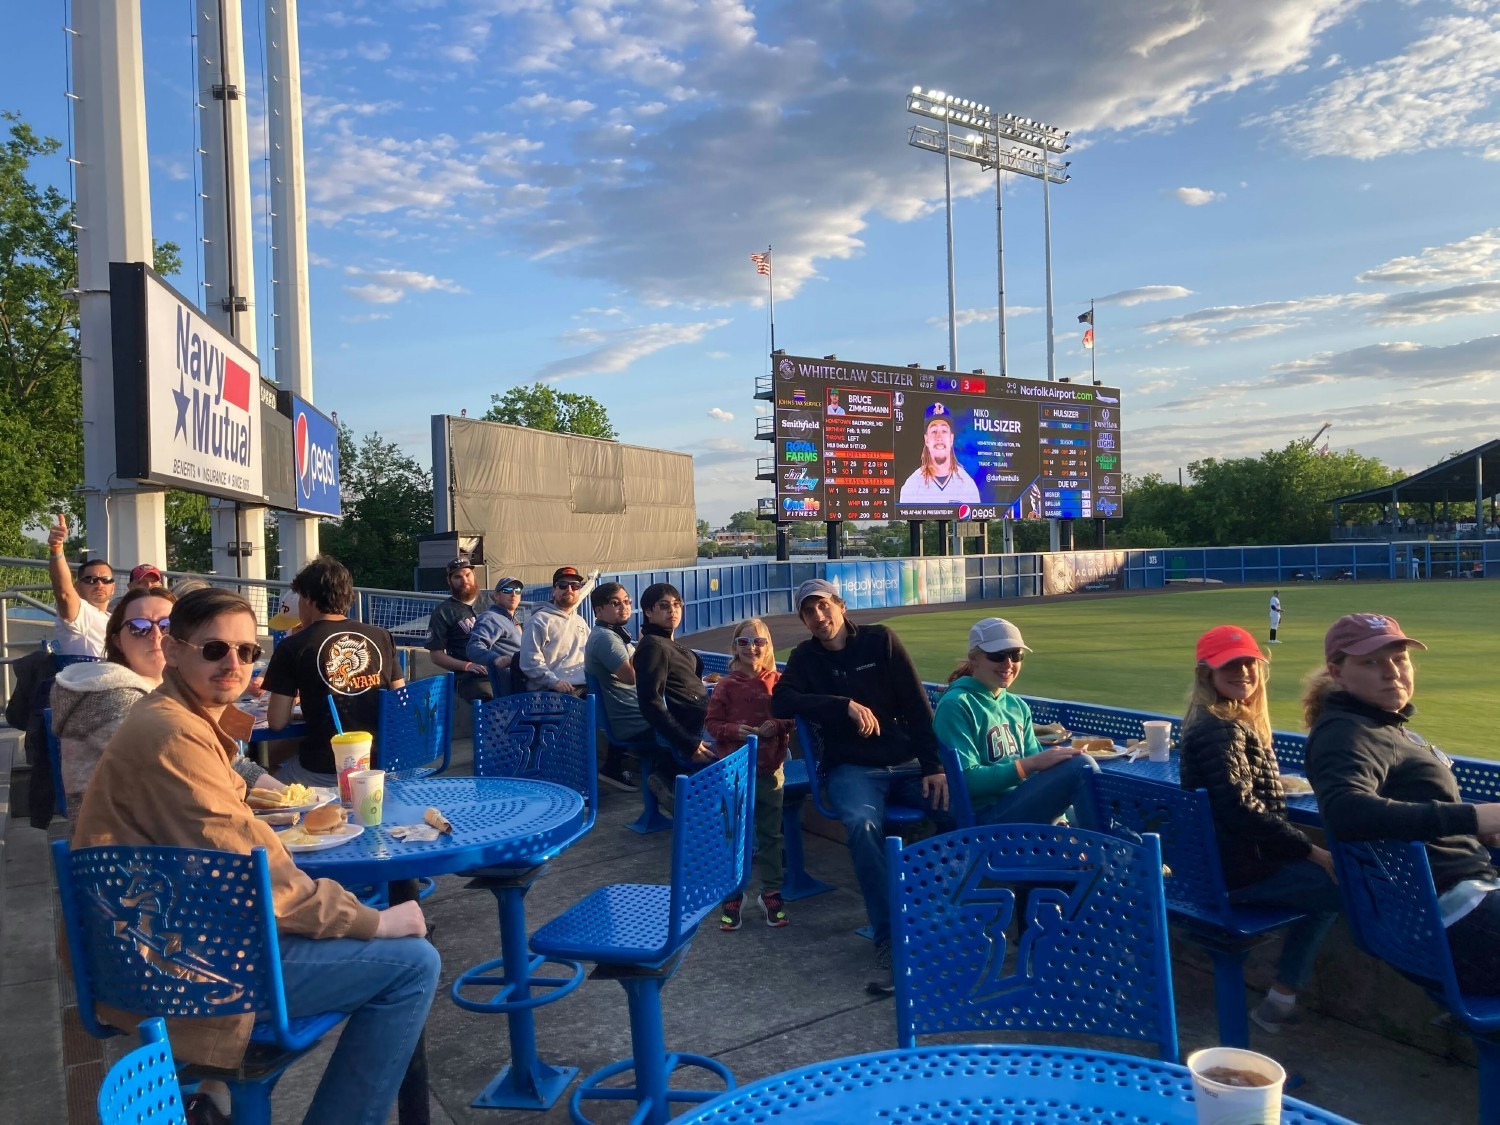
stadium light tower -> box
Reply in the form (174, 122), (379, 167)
(907, 90), (1071, 381)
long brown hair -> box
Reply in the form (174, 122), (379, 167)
(1301, 659), (1343, 729)
(947, 650), (981, 684)
(103, 586), (177, 666)
(730, 617), (776, 674)
(1186, 659), (1272, 747)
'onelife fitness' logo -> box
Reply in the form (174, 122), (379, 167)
(294, 409), (338, 502)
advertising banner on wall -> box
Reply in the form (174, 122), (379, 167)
(110, 262), (265, 504)
(280, 393), (342, 517)
(1042, 550), (1128, 595)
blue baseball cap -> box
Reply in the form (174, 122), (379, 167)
(925, 401), (955, 428)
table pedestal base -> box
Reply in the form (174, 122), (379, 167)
(471, 1059), (578, 1110)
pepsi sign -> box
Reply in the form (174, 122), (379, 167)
(283, 394), (342, 516)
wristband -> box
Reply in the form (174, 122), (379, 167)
(1014, 757), (1028, 780)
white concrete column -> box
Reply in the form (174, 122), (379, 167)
(197, 0), (266, 585)
(72, 0), (167, 568)
(266, 0), (319, 575)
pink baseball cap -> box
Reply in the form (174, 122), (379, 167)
(1324, 613), (1427, 662)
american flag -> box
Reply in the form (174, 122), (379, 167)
(750, 252), (771, 276)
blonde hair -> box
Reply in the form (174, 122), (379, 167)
(730, 617), (776, 674)
(1301, 660), (1343, 729)
(1186, 660), (1272, 747)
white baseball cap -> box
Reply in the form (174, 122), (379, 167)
(969, 617), (1031, 654)
(267, 590), (301, 631)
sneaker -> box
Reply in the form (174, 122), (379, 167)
(720, 895), (743, 931)
(867, 939), (895, 996)
(1250, 995), (1300, 1033)
(598, 764), (639, 792)
(759, 890), (789, 928)
(184, 1093), (231, 1125)
(646, 773), (675, 817)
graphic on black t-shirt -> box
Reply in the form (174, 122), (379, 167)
(319, 631), (385, 695)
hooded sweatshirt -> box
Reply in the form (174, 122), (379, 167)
(519, 601), (591, 690)
(50, 661), (155, 815)
(931, 675), (1042, 803)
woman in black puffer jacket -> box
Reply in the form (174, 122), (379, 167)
(1179, 624), (1342, 1033)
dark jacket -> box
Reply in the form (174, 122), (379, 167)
(631, 624), (707, 757)
(771, 622), (940, 776)
(1305, 690), (1492, 893)
(1178, 708), (1311, 889)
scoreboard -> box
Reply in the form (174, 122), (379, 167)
(771, 354), (1122, 523)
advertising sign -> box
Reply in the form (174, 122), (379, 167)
(111, 262), (265, 504)
(772, 354), (1123, 522)
(1042, 550), (1128, 595)
(281, 393), (342, 517)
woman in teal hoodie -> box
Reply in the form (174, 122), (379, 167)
(933, 617), (1099, 827)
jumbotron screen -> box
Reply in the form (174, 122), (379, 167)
(771, 354), (1122, 523)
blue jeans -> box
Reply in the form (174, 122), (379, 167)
(825, 763), (949, 945)
(279, 933), (441, 1125)
(1228, 859), (1342, 991)
(1447, 889), (1500, 995)
(973, 754), (1100, 829)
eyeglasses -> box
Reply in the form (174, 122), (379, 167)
(981, 648), (1026, 664)
(734, 637), (770, 648)
(554, 581), (583, 591)
(124, 617), (171, 638)
(178, 638), (264, 665)
(606, 598), (632, 608)
(651, 599), (683, 610)
(78, 574), (115, 586)
(497, 584), (524, 594)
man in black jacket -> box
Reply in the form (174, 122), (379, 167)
(772, 579), (949, 994)
(631, 582), (714, 811)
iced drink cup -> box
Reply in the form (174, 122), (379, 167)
(1187, 1046), (1285, 1124)
(348, 769), (386, 828)
(332, 731), (373, 804)
(1143, 720), (1173, 763)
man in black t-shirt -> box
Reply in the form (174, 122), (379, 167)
(424, 555), (493, 703)
(266, 556), (405, 783)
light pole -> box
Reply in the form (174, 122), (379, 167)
(906, 91), (1071, 381)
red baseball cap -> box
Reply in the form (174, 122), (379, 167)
(130, 563), (163, 586)
(1195, 625), (1266, 668)
(1324, 614), (1427, 662)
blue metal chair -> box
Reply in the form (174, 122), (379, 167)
(52, 842), (348, 1125)
(529, 745), (755, 1125)
(42, 705), (67, 818)
(450, 692), (599, 1109)
(375, 673), (453, 779)
(585, 672), (669, 835)
(1329, 837), (1500, 1120)
(98, 1018), (186, 1125)
(886, 823), (1179, 1061)
(778, 749), (835, 901)
(692, 650), (734, 676)
(938, 743), (978, 828)
(52, 652), (103, 670)
(1091, 771), (1307, 1048)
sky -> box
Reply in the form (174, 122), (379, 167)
(5, 0), (1500, 528)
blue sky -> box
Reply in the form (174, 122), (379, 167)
(6, 0), (1500, 527)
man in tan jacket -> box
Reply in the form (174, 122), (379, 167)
(73, 587), (439, 1125)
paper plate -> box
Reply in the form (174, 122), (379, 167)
(280, 823), (365, 852)
(252, 787), (339, 817)
(1279, 775), (1315, 796)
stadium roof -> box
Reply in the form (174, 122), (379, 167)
(1329, 439), (1500, 507)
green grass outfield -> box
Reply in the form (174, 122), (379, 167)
(868, 581), (1499, 758)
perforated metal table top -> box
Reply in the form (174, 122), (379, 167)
(1097, 753), (1322, 825)
(674, 1044), (1356, 1124)
(291, 776), (587, 884)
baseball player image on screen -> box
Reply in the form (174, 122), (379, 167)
(899, 400), (981, 505)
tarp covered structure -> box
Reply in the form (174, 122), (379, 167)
(1328, 439), (1500, 517)
(437, 415), (697, 584)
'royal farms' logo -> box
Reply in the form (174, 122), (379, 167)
(172, 306), (251, 464)
(783, 440), (818, 463)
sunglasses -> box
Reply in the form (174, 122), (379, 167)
(981, 648), (1026, 664)
(554, 581), (583, 590)
(497, 583), (524, 594)
(79, 574), (116, 586)
(734, 637), (770, 648)
(178, 638), (264, 665)
(124, 617), (171, 637)
(606, 597), (632, 608)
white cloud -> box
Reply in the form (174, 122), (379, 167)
(705, 350), (730, 359)
(1143, 292), (1383, 330)
(1162, 322), (1296, 346)
(1098, 285), (1194, 306)
(1172, 186), (1225, 205)
(355, 42), (391, 62)
(1252, 8), (1500, 160)
(1371, 281), (1500, 325)
(1263, 333), (1500, 387)
(1357, 227), (1500, 286)
(536, 319), (731, 379)
(341, 312), (392, 323)
(341, 266), (464, 304)
(934, 305), (1042, 327)
(508, 93), (597, 120)
(707, 407), (735, 421)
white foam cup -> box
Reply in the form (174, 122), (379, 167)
(348, 769), (386, 828)
(1143, 720), (1173, 762)
(1187, 1046), (1285, 1125)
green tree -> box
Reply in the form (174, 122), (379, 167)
(318, 423), (433, 589)
(726, 510), (760, 532)
(696, 518), (711, 540)
(484, 382), (618, 439)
